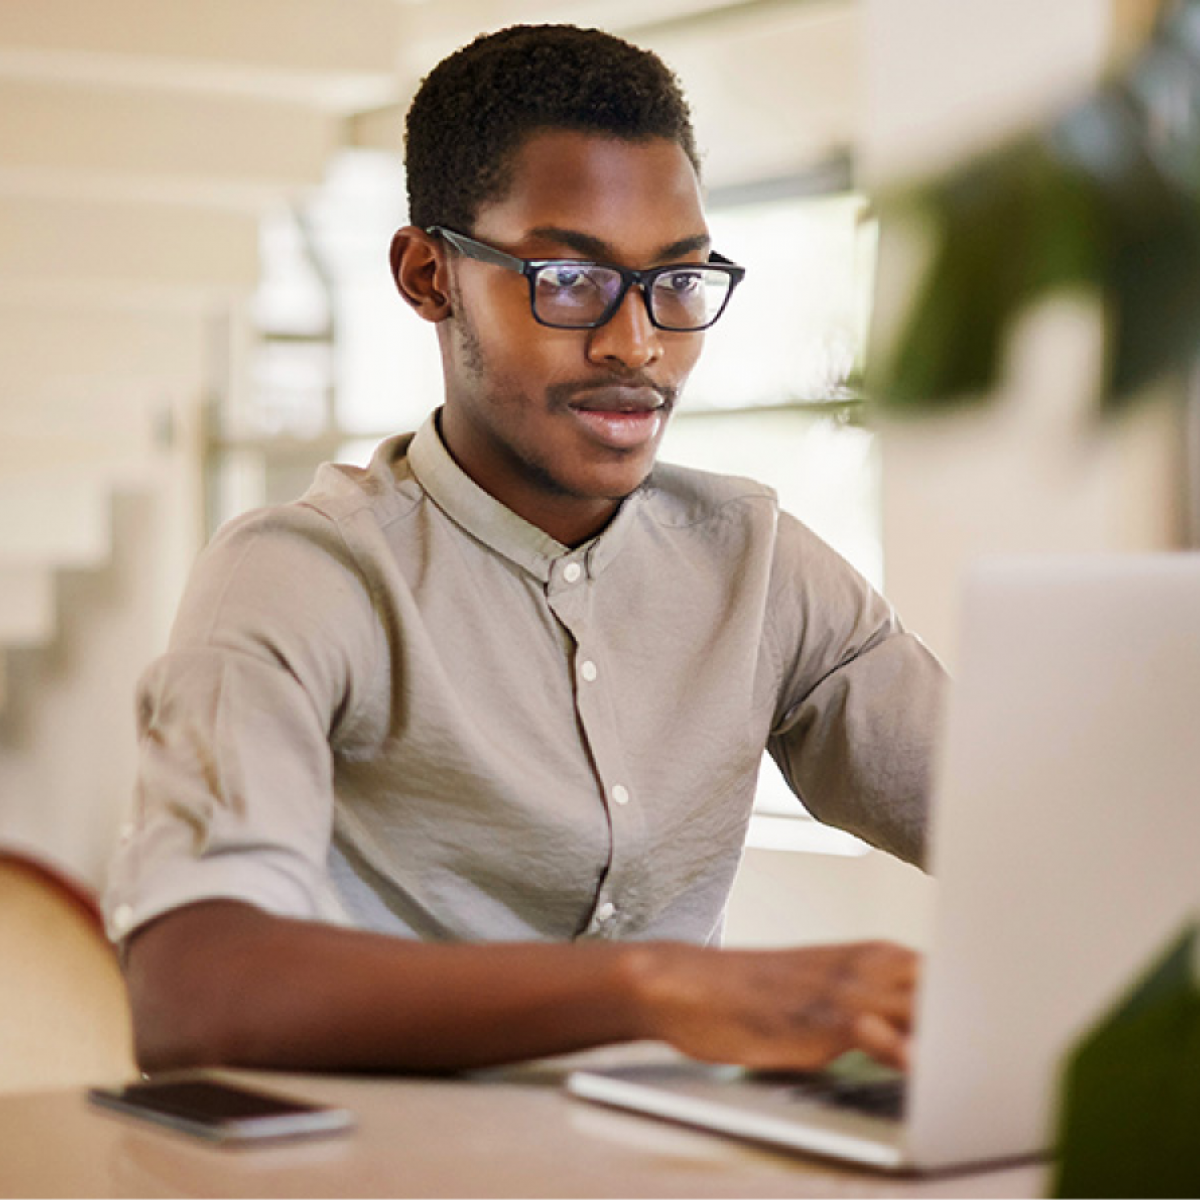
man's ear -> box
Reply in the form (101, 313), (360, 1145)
(390, 226), (452, 322)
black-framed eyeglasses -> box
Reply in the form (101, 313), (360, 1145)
(428, 225), (745, 332)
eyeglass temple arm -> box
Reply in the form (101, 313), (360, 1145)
(428, 226), (528, 273)
(707, 251), (744, 276)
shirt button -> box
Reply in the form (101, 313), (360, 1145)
(611, 784), (630, 806)
(563, 562), (582, 583)
(580, 660), (598, 682)
(596, 901), (617, 923)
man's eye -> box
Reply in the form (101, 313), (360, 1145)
(545, 266), (592, 290)
(661, 270), (703, 295)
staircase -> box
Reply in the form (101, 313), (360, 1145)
(0, 0), (412, 892)
(0, 286), (216, 888)
(0, 472), (110, 704)
(0, 485), (151, 889)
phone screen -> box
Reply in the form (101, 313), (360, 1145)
(88, 1077), (356, 1144)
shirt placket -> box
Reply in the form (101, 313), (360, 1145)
(544, 551), (647, 940)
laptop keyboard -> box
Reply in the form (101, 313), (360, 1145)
(787, 1073), (906, 1121)
(749, 1053), (908, 1123)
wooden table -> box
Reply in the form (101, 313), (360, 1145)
(0, 1052), (1047, 1198)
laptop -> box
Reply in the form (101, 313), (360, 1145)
(567, 554), (1200, 1173)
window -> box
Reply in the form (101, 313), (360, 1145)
(660, 189), (879, 855)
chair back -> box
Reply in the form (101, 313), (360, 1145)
(0, 850), (135, 1093)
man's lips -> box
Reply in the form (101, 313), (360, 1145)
(565, 386), (671, 450)
(568, 385), (669, 415)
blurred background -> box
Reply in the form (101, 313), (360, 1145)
(0, 0), (1185, 949)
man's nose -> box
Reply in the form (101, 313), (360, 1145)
(585, 285), (662, 371)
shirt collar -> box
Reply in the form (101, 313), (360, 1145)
(404, 411), (643, 583)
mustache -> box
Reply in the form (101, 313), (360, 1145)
(547, 376), (679, 409)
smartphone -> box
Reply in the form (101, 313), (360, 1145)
(87, 1075), (356, 1146)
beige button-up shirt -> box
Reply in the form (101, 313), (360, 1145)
(105, 415), (945, 946)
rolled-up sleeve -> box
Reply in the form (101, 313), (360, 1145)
(104, 504), (385, 942)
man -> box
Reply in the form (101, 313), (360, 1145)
(107, 24), (945, 1076)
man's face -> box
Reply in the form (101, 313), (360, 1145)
(434, 129), (710, 545)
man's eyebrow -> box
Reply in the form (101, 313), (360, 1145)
(527, 226), (712, 262)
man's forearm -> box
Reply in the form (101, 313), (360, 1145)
(125, 900), (656, 1073)
(126, 900), (917, 1075)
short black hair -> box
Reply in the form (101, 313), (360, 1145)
(404, 24), (700, 232)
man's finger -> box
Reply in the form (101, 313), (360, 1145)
(853, 1011), (911, 1071)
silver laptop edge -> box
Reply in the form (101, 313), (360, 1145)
(566, 1067), (906, 1170)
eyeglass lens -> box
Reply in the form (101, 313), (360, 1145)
(532, 264), (733, 330)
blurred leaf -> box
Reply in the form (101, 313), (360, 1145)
(1051, 921), (1200, 1198)
(867, 2), (1200, 417)
(869, 140), (1105, 412)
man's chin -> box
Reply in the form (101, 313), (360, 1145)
(582, 467), (658, 508)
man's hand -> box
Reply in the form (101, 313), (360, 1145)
(630, 940), (919, 1072)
